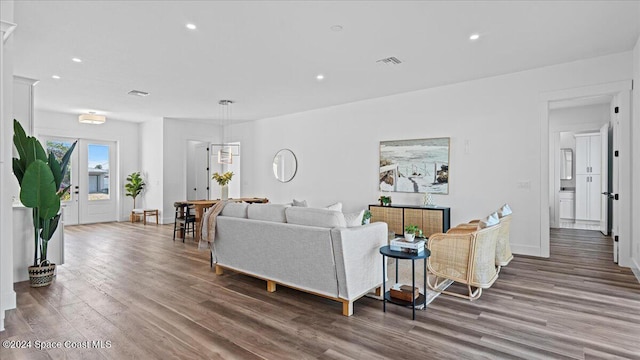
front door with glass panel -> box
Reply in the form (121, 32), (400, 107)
(45, 138), (117, 224)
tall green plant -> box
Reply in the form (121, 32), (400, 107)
(125, 172), (145, 208)
(12, 120), (76, 266)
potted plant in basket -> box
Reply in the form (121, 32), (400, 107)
(12, 120), (76, 287)
(404, 224), (420, 242)
(212, 171), (234, 200)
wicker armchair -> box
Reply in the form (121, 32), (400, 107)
(452, 214), (513, 269)
(427, 223), (501, 300)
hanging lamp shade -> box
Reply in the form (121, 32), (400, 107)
(218, 147), (233, 164)
(217, 100), (234, 164)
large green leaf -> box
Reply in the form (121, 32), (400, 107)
(40, 214), (61, 241)
(33, 137), (47, 162)
(59, 141), (77, 182)
(13, 119), (28, 162)
(19, 160), (60, 220)
(12, 158), (26, 185)
(48, 152), (63, 190)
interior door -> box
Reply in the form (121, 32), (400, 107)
(78, 140), (117, 224)
(599, 123), (609, 235)
(194, 143), (210, 200)
(611, 103), (620, 263)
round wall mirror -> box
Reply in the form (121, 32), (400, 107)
(273, 149), (297, 183)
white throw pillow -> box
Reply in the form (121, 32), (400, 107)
(478, 212), (500, 229)
(325, 202), (343, 212)
(497, 203), (512, 218)
(344, 210), (365, 228)
(292, 199), (308, 207)
(247, 204), (289, 223)
(220, 202), (249, 218)
(285, 207), (347, 228)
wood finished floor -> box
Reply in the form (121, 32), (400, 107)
(2, 224), (639, 359)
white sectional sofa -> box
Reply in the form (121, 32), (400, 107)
(212, 203), (388, 316)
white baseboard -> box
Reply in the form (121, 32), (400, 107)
(511, 244), (543, 257)
(1, 289), (16, 331)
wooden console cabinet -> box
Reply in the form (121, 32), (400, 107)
(369, 204), (450, 238)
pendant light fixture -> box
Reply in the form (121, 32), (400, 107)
(78, 112), (106, 124)
(217, 99), (235, 164)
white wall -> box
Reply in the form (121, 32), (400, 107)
(632, 35), (640, 276)
(34, 110), (140, 222)
(161, 118), (222, 223)
(0, 0), (17, 331)
(229, 52), (632, 257)
(139, 118), (163, 220)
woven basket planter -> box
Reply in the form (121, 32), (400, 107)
(28, 263), (56, 287)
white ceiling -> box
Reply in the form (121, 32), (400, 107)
(13, 1), (640, 124)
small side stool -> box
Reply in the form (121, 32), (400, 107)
(131, 209), (159, 225)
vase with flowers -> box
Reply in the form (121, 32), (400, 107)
(212, 171), (234, 200)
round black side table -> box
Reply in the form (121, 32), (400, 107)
(379, 245), (431, 320)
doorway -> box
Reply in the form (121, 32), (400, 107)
(540, 80), (632, 266)
(186, 141), (210, 200)
(44, 137), (118, 225)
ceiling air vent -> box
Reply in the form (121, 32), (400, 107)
(128, 89), (150, 97)
(376, 56), (402, 65)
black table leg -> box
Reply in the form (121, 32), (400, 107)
(424, 258), (427, 309)
(382, 254), (386, 313)
(412, 259), (415, 320)
(395, 259), (398, 284)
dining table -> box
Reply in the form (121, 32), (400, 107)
(175, 197), (269, 241)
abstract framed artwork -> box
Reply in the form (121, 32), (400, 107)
(379, 137), (450, 194)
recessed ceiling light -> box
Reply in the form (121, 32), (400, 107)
(316, 74), (325, 81)
(469, 33), (480, 41)
(330, 25), (343, 32)
(186, 23), (197, 30)
(52, 75), (61, 79)
(72, 57), (82, 63)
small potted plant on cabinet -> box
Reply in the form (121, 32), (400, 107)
(362, 210), (372, 225)
(379, 195), (392, 206)
(12, 120), (76, 287)
(404, 224), (420, 242)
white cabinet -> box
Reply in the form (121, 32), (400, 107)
(575, 133), (601, 175)
(559, 192), (575, 219)
(575, 174), (601, 221)
(575, 133), (601, 222)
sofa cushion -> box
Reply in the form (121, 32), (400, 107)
(285, 207), (347, 228)
(478, 212), (500, 229)
(221, 202), (249, 218)
(247, 204), (289, 223)
(325, 202), (343, 212)
(344, 210), (365, 227)
(292, 199), (308, 207)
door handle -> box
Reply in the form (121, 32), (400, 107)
(602, 192), (614, 199)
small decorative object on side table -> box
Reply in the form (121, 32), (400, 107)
(380, 245), (431, 320)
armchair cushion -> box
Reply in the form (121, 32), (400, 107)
(498, 204), (512, 218)
(478, 212), (499, 229)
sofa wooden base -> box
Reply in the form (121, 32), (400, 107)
(214, 264), (380, 316)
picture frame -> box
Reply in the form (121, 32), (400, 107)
(379, 137), (450, 194)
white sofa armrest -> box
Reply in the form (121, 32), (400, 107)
(330, 222), (388, 300)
